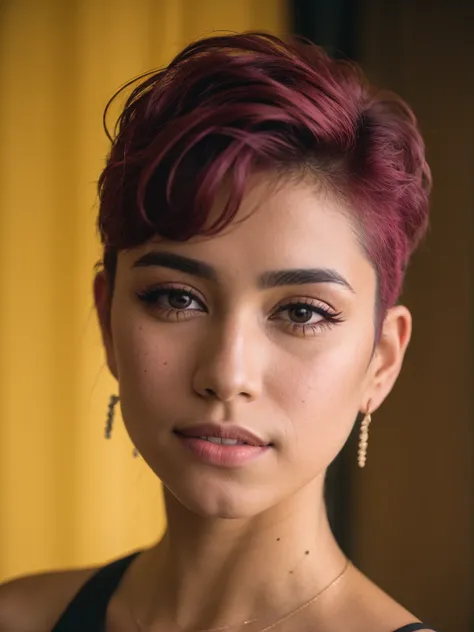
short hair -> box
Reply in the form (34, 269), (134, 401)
(98, 32), (431, 317)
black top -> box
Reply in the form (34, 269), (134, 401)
(51, 553), (438, 632)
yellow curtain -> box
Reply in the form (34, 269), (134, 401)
(0, 0), (287, 582)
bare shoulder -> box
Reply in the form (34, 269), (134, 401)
(0, 565), (98, 632)
(335, 563), (434, 632)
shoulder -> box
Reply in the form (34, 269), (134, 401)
(336, 563), (434, 632)
(0, 566), (98, 632)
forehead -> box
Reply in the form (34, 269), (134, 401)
(121, 173), (376, 297)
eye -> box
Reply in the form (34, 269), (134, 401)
(271, 298), (344, 336)
(136, 284), (207, 319)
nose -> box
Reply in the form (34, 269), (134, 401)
(192, 316), (263, 404)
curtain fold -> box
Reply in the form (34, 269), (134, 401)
(0, 0), (286, 581)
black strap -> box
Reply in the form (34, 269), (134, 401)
(393, 625), (438, 632)
(51, 552), (141, 631)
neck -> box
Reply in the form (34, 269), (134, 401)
(134, 475), (347, 631)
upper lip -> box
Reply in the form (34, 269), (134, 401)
(175, 423), (270, 447)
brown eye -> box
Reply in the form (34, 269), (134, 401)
(136, 286), (207, 317)
(288, 306), (318, 324)
(167, 290), (194, 310)
(270, 299), (344, 337)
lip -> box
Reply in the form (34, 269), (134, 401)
(175, 423), (270, 447)
(174, 422), (271, 468)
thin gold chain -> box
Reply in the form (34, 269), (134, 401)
(255, 558), (351, 632)
(131, 558), (351, 632)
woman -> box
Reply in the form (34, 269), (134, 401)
(0, 32), (438, 632)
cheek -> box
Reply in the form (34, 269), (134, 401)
(111, 311), (192, 425)
(272, 336), (371, 464)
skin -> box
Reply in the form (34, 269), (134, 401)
(90, 171), (415, 632)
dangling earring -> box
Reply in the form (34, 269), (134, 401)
(105, 394), (119, 439)
(358, 405), (372, 468)
(105, 394), (140, 458)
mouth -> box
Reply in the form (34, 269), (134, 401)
(173, 423), (272, 467)
(177, 435), (251, 446)
(174, 422), (271, 447)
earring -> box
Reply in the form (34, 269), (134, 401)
(105, 394), (119, 439)
(105, 394), (140, 458)
(358, 406), (372, 468)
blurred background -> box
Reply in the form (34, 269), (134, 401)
(0, 1), (472, 630)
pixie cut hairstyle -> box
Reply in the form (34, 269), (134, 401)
(98, 32), (431, 318)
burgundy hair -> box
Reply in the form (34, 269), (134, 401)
(98, 32), (431, 316)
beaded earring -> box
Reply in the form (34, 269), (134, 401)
(357, 406), (372, 468)
(105, 394), (139, 458)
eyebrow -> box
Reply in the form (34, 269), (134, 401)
(132, 251), (354, 293)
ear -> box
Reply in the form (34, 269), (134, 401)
(93, 271), (118, 380)
(363, 305), (412, 413)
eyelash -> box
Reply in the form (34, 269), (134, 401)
(135, 284), (345, 337)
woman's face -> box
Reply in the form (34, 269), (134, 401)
(96, 172), (410, 518)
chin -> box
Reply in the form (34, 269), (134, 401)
(162, 475), (273, 519)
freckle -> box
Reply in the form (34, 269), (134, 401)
(276, 538), (280, 541)
(289, 570), (293, 574)
(305, 550), (310, 555)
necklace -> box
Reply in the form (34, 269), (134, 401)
(130, 558), (351, 632)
